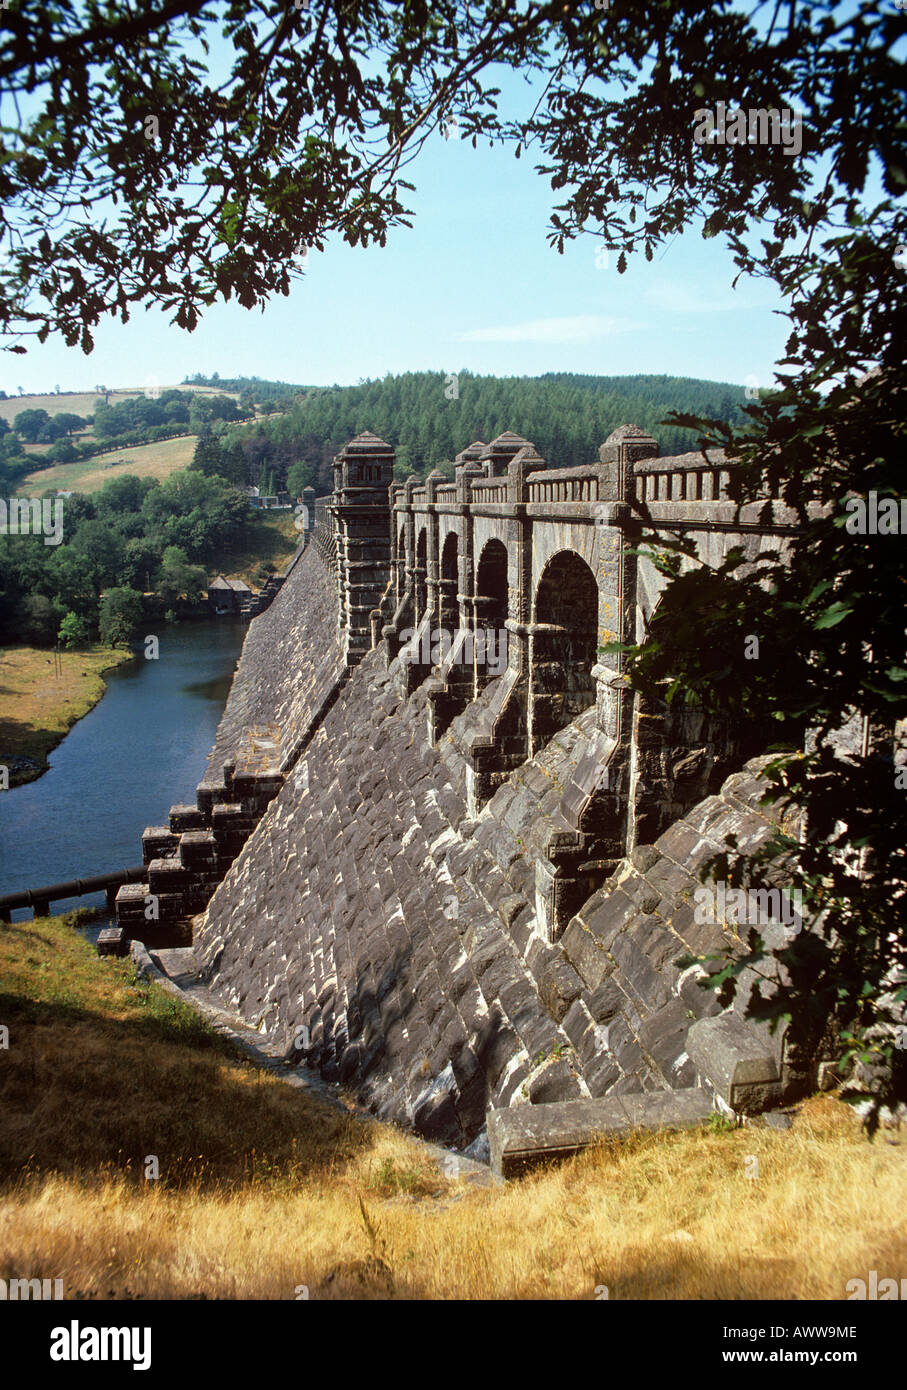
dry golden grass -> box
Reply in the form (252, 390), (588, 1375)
(0, 392), (114, 424)
(21, 434), (200, 497)
(1, 916), (904, 1300)
(0, 645), (133, 783)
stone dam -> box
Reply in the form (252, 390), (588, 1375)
(112, 426), (837, 1174)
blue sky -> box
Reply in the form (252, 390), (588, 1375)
(2, 64), (792, 396)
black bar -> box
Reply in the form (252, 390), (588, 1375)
(0, 865), (146, 913)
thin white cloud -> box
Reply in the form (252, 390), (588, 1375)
(456, 314), (631, 344)
(641, 282), (756, 314)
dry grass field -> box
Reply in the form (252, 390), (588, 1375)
(0, 391), (114, 424)
(0, 915), (904, 1301)
(0, 384), (239, 427)
(21, 434), (200, 496)
(0, 646), (133, 784)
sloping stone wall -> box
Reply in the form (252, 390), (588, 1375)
(194, 543), (818, 1150)
(197, 645), (578, 1145)
(114, 542), (348, 948)
(203, 539), (345, 779)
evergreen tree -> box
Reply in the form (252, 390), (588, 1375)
(190, 425), (223, 478)
(215, 371), (746, 485)
(222, 441), (248, 488)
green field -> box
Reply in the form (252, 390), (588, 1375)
(225, 510), (301, 586)
(0, 645), (134, 784)
(21, 434), (200, 495)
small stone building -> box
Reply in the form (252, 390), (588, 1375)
(207, 576), (251, 613)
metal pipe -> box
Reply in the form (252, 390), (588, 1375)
(0, 865), (146, 917)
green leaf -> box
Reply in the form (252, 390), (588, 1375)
(813, 602), (852, 630)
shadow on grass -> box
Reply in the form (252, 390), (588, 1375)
(0, 711), (57, 746)
(0, 987), (378, 1193)
(0, 924), (60, 943)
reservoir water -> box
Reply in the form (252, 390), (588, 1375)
(0, 617), (246, 921)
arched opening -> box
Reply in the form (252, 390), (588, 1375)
(414, 528), (427, 625)
(395, 520), (408, 608)
(475, 539), (508, 631)
(439, 531), (459, 633)
(474, 539), (509, 687)
(532, 551), (598, 747)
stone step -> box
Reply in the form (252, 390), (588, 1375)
(115, 881), (150, 925)
(169, 803), (207, 833)
(488, 1085), (715, 1178)
(196, 780), (230, 817)
(179, 830), (218, 870)
(97, 925), (126, 957)
(142, 826), (179, 864)
(211, 803), (256, 834)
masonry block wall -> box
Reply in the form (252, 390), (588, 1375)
(377, 425), (796, 940)
(114, 526), (346, 947)
(113, 422), (794, 963)
(171, 425), (827, 1153)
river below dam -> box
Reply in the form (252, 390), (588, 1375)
(0, 616), (247, 922)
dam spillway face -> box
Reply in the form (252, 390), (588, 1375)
(125, 429), (835, 1156)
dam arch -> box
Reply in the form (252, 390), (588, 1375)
(530, 550), (599, 755)
(414, 527), (428, 627)
(475, 538), (508, 631)
(439, 530), (459, 633)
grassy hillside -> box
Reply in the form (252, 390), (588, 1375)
(220, 510), (300, 586)
(21, 434), (199, 496)
(0, 384), (239, 427)
(1, 915), (904, 1300)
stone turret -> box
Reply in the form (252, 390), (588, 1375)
(598, 424), (659, 499)
(331, 431), (394, 666)
(454, 440), (487, 466)
(598, 423), (659, 464)
(477, 432), (533, 478)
